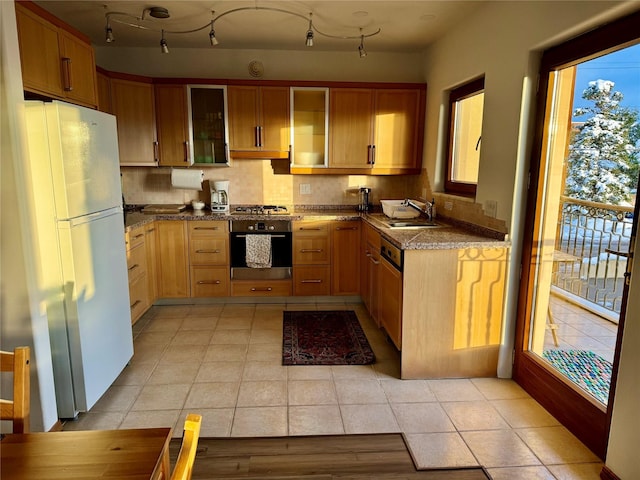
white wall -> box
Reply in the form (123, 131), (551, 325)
(96, 46), (425, 83)
(1, 1), (59, 432)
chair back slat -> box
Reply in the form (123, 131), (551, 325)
(0, 346), (30, 433)
(171, 413), (202, 480)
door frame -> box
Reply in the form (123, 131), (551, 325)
(513, 9), (640, 459)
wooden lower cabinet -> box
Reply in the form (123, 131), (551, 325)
(331, 221), (360, 295)
(361, 223), (381, 325)
(125, 224), (149, 324)
(191, 266), (230, 297)
(188, 220), (230, 297)
(156, 221), (190, 298)
(293, 220), (331, 296)
(231, 280), (292, 297)
(293, 266), (331, 296)
(378, 256), (403, 349)
(144, 222), (158, 305)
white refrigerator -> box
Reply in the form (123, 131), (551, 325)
(24, 100), (134, 419)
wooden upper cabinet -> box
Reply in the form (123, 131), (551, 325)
(328, 87), (424, 173)
(110, 78), (158, 166)
(372, 89), (421, 171)
(15, 2), (97, 108)
(329, 89), (374, 168)
(228, 86), (290, 157)
(155, 85), (190, 167)
(96, 70), (112, 114)
(57, 30), (98, 106)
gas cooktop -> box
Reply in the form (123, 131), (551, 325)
(232, 205), (290, 215)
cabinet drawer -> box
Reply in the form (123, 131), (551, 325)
(190, 266), (230, 297)
(231, 279), (292, 297)
(128, 273), (148, 324)
(189, 237), (228, 265)
(188, 220), (228, 236)
(293, 237), (330, 265)
(125, 226), (146, 250)
(127, 244), (147, 282)
(293, 266), (331, 296)
(293, 220), (330, 235)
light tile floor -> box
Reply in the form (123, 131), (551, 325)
(64, 302), (604, 479)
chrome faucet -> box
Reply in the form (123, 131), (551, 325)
(404, 198), (435, 222)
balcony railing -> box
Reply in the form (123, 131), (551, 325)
(553, 196), (633, 320)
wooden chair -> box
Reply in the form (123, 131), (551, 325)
(171, 413), (202, 480)
(0, 346), (30, 433)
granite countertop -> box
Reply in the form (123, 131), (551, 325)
(124, 206), (509, 250)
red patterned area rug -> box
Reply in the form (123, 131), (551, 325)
(282, 310), (376, 365)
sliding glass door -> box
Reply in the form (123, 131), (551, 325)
(514, 11), (640, 459)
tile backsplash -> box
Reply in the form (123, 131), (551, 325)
(121, 161), (417, 208)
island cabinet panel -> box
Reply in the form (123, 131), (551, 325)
(401, 247), (508, 379)
(155, 221), (190, 298)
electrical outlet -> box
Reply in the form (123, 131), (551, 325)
(300, 183), (311, 195)
(444, 201), (453, 211)
(485, 200), (497, 218)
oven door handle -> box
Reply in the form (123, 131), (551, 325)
(235, 234), (287, 238)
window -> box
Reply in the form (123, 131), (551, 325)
(445, 77), (485, 196)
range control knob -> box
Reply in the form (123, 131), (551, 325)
(268, 225), (275, 231)
(248, 225), (254, 231)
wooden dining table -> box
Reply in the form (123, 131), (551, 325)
(0, 427), (172, 479)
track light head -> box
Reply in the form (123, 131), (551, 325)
(305, 29), (314, 47)
(209, 22), (218, 46)
(160, 31), (169, 53)
(358, 31), (367, 58)
(105, 24), (114, 43)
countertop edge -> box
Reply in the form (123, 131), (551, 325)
(124, 209), (510, 250)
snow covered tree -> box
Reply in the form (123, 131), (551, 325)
(565, 79), (640, 205)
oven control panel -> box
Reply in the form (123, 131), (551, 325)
(230, 219), (292, 233)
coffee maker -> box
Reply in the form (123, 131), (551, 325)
(358, 187), (372, 212)
(210, 180), (229, 213)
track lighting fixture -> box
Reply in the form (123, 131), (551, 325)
(209, 21), (218, 46)
(305, 13), (314, 47)
(358, 30), (367, 58)
(105, 24), (114, 43)
(104, 5), (381, 55)
(160, 30), (169, 53)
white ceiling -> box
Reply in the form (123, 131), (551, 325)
(34, 1), (485, 53)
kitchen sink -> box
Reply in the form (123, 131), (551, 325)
(386, 221), (441, 229)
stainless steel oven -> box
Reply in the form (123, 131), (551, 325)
(230, 219), (292, 280)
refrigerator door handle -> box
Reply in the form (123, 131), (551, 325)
(63, 207), (123, 227)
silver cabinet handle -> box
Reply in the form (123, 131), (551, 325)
(133, 233), (144, 240)
(250, 287), (272, 292)
(197, 280), (221, 285)
(300, 249), (323, 253)
(130, 299), (141, 309)
(128, 264), (139, 272)
(184, 141), (190, 163)
(335, 227), (358, 231)
(371, 144), (376, 165)
(299, 227), (322, 231)
(153, 141), (159, 164)
(301, 279), (322, 284)
(196, 249), (221, 253)
(194, 227), (220, 230)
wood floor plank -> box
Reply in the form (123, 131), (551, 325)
(169, 434), (490, 480)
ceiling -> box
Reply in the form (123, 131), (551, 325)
(34, 1), (486, 53)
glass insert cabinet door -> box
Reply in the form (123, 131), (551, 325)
(290, 87), (329, 168)
(188, 85), (230, 166)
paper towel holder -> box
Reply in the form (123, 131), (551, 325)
(171, 168), (204, 190)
